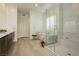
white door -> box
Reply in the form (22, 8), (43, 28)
(18, 13), (29, 38)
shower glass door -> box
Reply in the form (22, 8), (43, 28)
(46, 9), (58, 45)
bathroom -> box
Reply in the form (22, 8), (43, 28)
(0, 3), (79, 56)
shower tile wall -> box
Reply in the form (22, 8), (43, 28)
(56, 3), (79, 56)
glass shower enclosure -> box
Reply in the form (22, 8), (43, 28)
(46, 7), (58, 45)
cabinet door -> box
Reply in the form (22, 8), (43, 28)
(6, 34), (12, 50)
(0, 37), (7, 55)
(0, 39), (2, 55)
(6, 32), (14, 51)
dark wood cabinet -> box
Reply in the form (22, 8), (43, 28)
(0, 32), (14, 56)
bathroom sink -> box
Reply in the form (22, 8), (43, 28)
(0, 30), (7, 33)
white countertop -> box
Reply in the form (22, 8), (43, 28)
(0, 30), (14, 38)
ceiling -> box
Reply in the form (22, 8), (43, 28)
(5, 3), (56, 14)
(17, 3), (55, 13)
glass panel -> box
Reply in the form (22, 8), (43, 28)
(46, 8), (58, 45)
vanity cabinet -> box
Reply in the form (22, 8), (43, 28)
(0, 32), (14, 56)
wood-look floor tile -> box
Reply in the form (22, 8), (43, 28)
(8, 38), (51, 56)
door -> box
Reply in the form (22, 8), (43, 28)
(18, 13), (29, 38)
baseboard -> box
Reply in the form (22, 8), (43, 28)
(18, 37), (29, 39)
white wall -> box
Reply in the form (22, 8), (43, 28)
(30, 9), (45, 39)
(6, 5), (17, 30)
(0, 4), (6, 29)
(17, 12), (30, 38)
